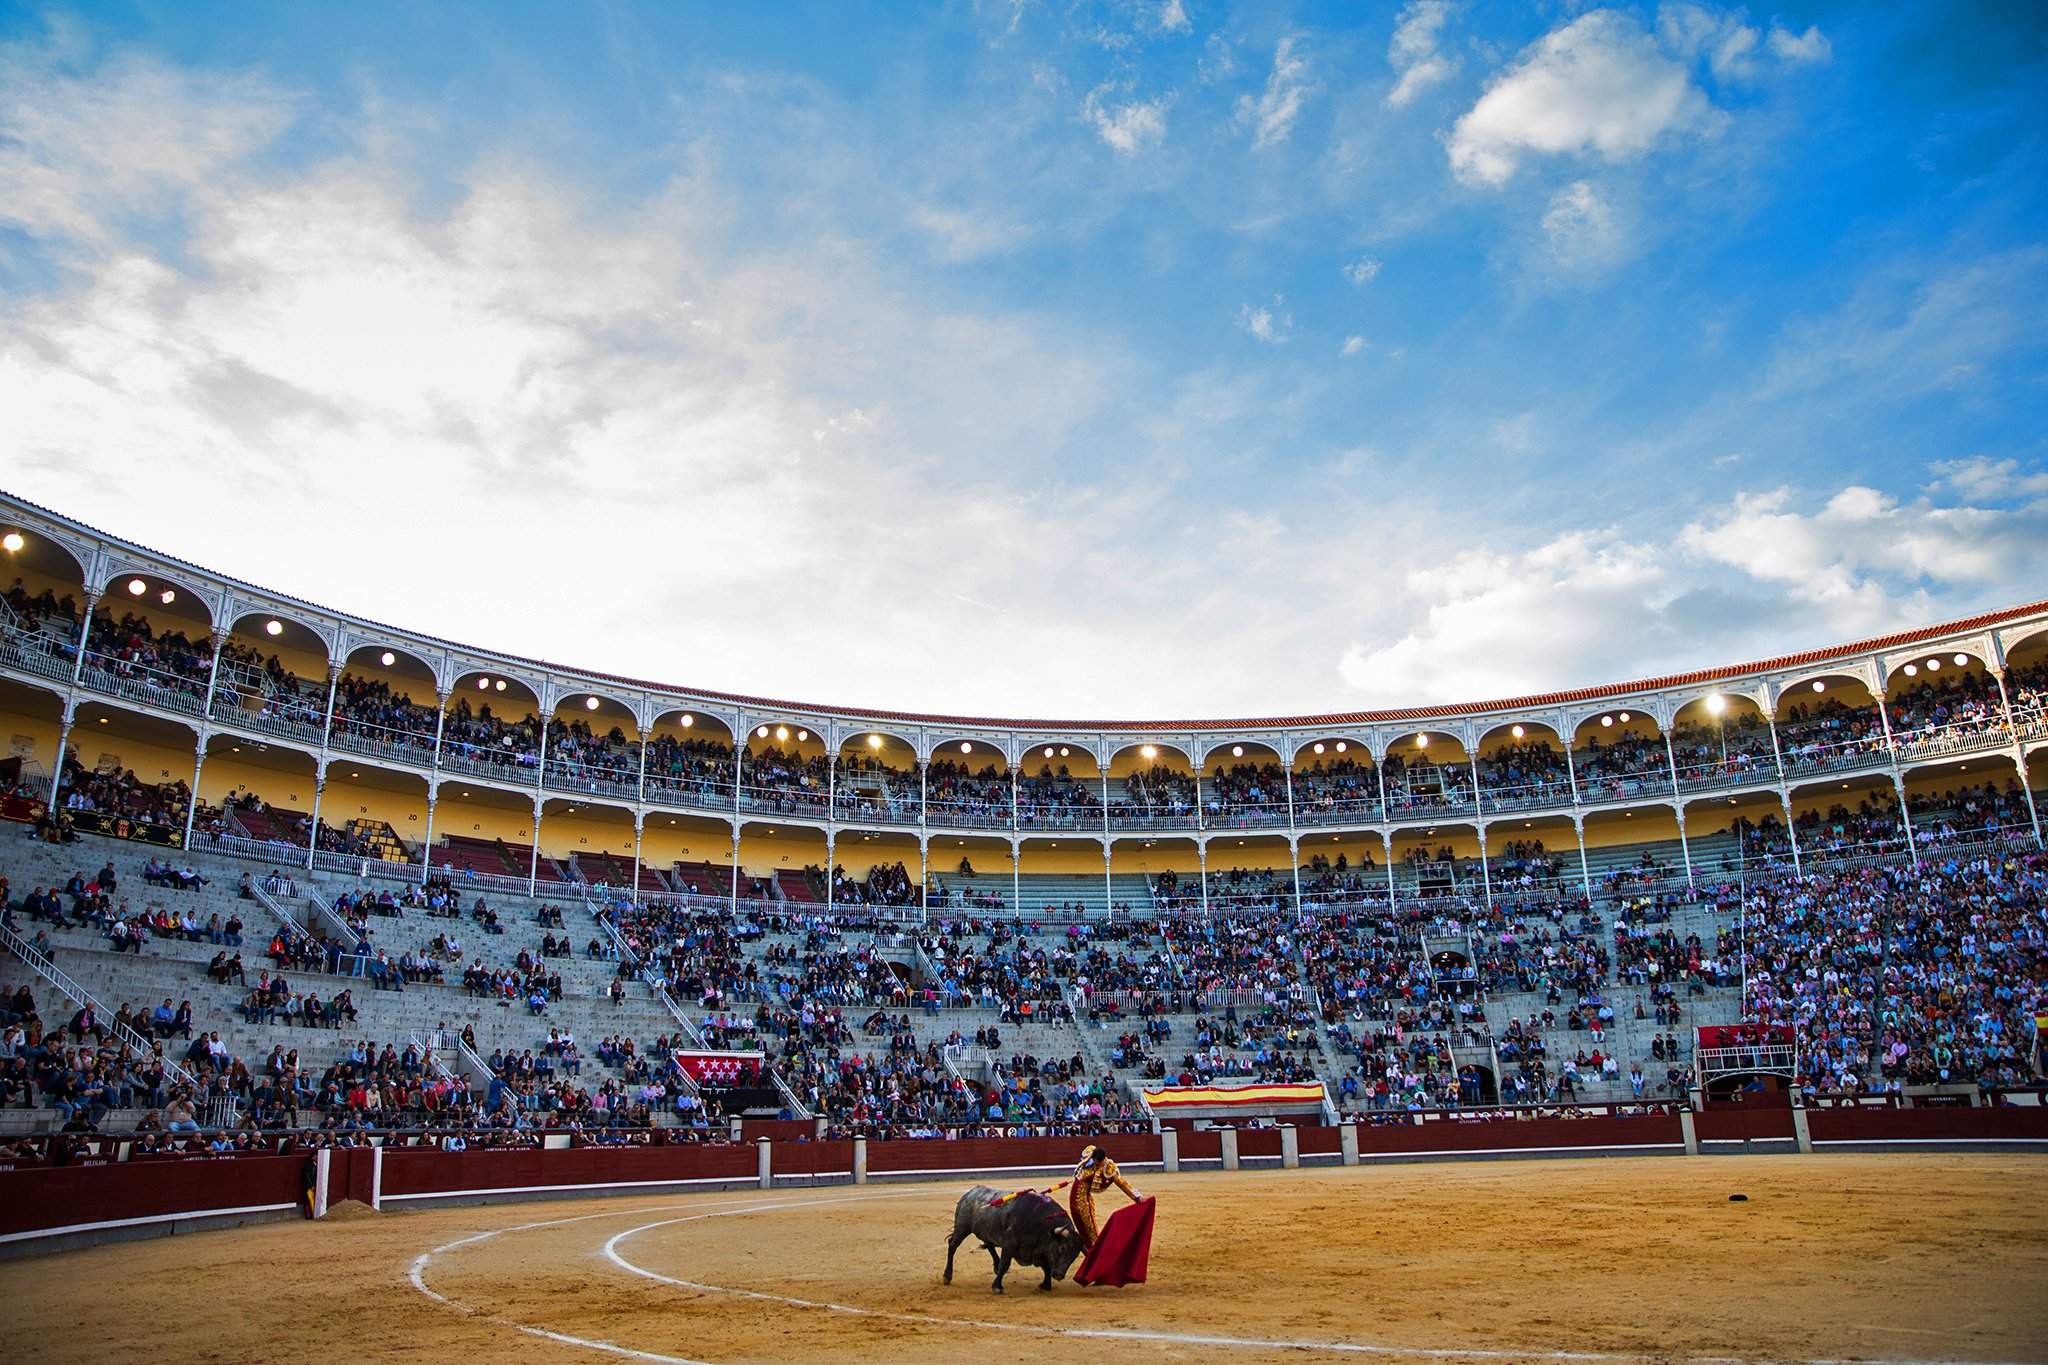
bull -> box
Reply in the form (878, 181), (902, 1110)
(943, 1184), (1085, 1293)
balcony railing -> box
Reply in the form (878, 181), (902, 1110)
(78, 651), (209, 716)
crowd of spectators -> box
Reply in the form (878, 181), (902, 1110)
(328, 672), (440, 758)
(739, 745), (828, 815)
(922, 759), (1011, 826)
(1291, 756), (1382, 822)
(1203, 759), (1289, 827)
(1017, 764), (1103, 828)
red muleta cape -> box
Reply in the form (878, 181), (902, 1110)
(1074, 1196), (1156, 1288)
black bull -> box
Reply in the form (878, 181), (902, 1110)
(944, 1184), (1086, 1293)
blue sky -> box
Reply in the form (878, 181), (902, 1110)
(1, 1), (2045, 718)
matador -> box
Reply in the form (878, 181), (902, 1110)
(1067, 1143), (1140, 1249)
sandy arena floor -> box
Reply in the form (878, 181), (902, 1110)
(6, 1154), (2046, 1364)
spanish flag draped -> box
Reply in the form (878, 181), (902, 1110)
(1141, 1082), (1325, 1110)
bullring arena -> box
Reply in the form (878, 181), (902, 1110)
(7, 1156), (2047, 1364)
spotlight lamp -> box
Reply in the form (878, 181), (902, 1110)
(1511, 725), (1525, 739)
(1044, 746), (1055, 758)
(1231, 745), (1244, 757)
(756, 726), (770, 738)
(796, 729), (808, 742)
(960, 742), (973, 754)
(585, 697), (600, 710)
(868, 734), (883, 749)
(680, 714), (694, 728)
(379, 651), (396, 667)
(1704, 694), (1726, 715)
(0, 531), (22, 552)
(128, 578), (146, 596)
(159, 589), (176, 605)
(265, 620), (283, 636)
(1335, 741), (1348, 753)
(775, 726), (790, 742)
(1140, 744), (1158, 760)
(494, 680), (505, 691)
(1811, 680), (1825, 693)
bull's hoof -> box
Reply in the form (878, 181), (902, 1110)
(942, 1273), (952, 1285)
(1037, 1283), (1052, 1293)
(991, 1284), (1004, 1294)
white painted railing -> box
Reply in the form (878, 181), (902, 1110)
(0, 920), (196, 1087)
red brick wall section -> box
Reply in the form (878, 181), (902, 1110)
(1296, 1125), (1345, 1155)
(1177, 1130), (1223, 1161)
(378, 1143), (761, 1198)
(0, 1154), (306, 1238)
(1235, 1128), (1286, 1158)
(866, 1132), (1162, 1176)
(1353, 1113), (1685, 1155)
(774, 1140), (856, 1176)
(1806, 1106), (2048, 1144)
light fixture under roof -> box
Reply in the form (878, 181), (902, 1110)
(1140, 744), (1158, 760)
(1059, 746), (1070, 757)
(494, 680), (506, 691)
(1926, 658), (1941, 672)
(265, 619), (283, 636)
(960, 741), (973, 753)
(1511, 724), (1525, 738)
(1231, 744), (1244, 757)
(1335, 741), (1348, 753)
(756, 725), (770, 738)
(379, 651), (396, 667)
(0, 532), (22, 552)
(1704, 694), (1726, 715)
(1618, 711), (1631, 723)
(1903, 664), (1918, 677)
(128, 578), (146, 595)
(775, 725), (790, 741)
(1812, 680), (1825, 693)
(159, 588), (176, 605)
(1416, 734), (1430, 748)
(1953, 653), (1968, 666)
(868, 734), (883, 749)
(585, 696), (600, 710)
(1601, 715), (1614, 728)
(1313, 742), (1326, 755)
(681, 714), (695, 728)
(477, 677), (491, 690)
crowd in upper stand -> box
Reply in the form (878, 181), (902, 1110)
(1016, 764), (1103, 827)
(1290, 757), (1382, 821)
(1887, 670), (2010, 756)
(80, 611), (214, 702)
(1107, 764), (1199, 824)
(829, 860), (916, 907)
(440, 697), (542, 772)
(1382, 752), (1477, 814)
(1203, 759), (1288, 826)
(1571, 731), (1671, 800)
(643, 733), (735, 804)
(329, 673), (440, 755)
(1776, 697), (1889, 775)
(1669, 713), (1776, 785)
(545, 717), (640, 791)
(1475, 739), (1574, 808)
(740, 746), (828, 814)
(921, 759), (1009, 824)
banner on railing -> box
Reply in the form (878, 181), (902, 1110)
(1141, 1082), (1326, 1111)
(673, 1050), (764, 1086)
(67, 810), (183, 846)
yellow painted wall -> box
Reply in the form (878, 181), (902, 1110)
(1583, 809), (1680, 847)
(0, 702), (62, 772)
(432, 797), (535, 845)
(1018, 843), (1113, 875)
(323, 778), (430, 841)
(1391, 828), (1481, 859)
(198, 756), (319, 813)
(537, 807), (638, 860)
(641, 822), (736, 869)
(738, 828), (829, 875)
(67, 728), (197, 788)
(1111, 842), (1205, 874)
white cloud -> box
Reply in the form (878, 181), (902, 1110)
(1448, 10), (1719, 187)
(1155, 0), (1191, 36)
(909, 202), (1028, 261)
(1236, 295), (1293, 344)
(1236, 35), (1312, 149)
(1540, 178), (1626, 272)
(1342, 255), (1383, 285)
(1340, 335), (1367, 357)
(1342, 478), (2048, 705)
(1657, 3), (1761, 82)
(1767, 24), (1831, 65)
(1928, 456), (2048, 502)
(1385, 0), (1457, 109)
(1083, 82), (1171, 155)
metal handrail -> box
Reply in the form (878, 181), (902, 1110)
(0, 920), (196, 1086)
(248, 880), (312, 944)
